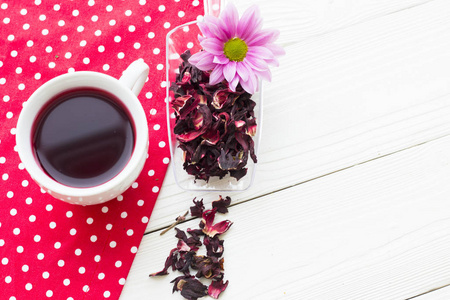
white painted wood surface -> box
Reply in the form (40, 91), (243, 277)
(121, 0), (450, 299)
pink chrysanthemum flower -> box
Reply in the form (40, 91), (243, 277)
(188, 3), (284, 94)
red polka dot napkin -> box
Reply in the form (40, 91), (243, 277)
(0, 0), (203, 299)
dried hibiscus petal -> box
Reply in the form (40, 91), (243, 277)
(150, 196), (233, 299)
(175, 228), (202, 252)
(149, 247), (178, 277)
(212, 196), (231, 214)
(192, 255), (224, 279)
(187, 228), (205, 239)
(190, 198), (205, 218)
(177, 239), (191, 252)
(203, 236), (224, 258)
(172, 275), (208, 300)
(172, 95), (194, 116)
(170, 50), (258, 182)
(176, 105), (213, 143)
(201, 209), (233, 237)
(202, 129), (220, 145)
(218, 149), (243, 171)
(208, 280), (229, 299)
(176, 251), (196, 275)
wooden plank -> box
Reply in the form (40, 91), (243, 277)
(236, 0), (433, 45)
(413, 285), (450, 300)
(122, 134), (450, 299)
(146, 0), (450, 233)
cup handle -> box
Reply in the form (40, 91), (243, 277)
(119, 59), (150, 96)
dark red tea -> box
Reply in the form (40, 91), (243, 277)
(33, 88), (135, 188)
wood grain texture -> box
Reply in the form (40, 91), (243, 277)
(146, 0), (450, 233)
(121, 0), (450, 299)
(123, 135), (450, 299)
(414, 285), (450, 300)
(235, 0), (433, 45)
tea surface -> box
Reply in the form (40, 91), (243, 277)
(33, 89), (135, 188)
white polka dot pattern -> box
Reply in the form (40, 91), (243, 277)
(0, 0), (203, 299)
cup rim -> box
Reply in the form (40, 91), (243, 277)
(16, 71), (149, 199)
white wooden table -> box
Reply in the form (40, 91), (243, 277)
(121, 0), (450, 299)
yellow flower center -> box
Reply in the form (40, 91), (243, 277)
(223, 38), (248, 62)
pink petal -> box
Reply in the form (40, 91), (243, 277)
(219, 3), (239, 39)
(204, 16), (228, 42)
(195, 52), (216, 71)
(213, 55), (229, 65)
(229, 75), (239, 92)
(237, 5), (262, 41)
(244, 56), (268, 72)
(200, 38), (224, 56)
(223, 61), (237, 83)
(250, 72), (259, 92)
(236, 61), (249, 82)
(198, 21), (214, 39)
(240, 72), (258, 94)
(264, 56), (280, 67)
(247, 46), (275, 61)
(198, 33), (206, 43)
(188, 51), (207, 65)
(256, 68), (272, 82)
(247, 29), (280, 46)
(266, 43), (286, 57)
(209, 65), (225, 85)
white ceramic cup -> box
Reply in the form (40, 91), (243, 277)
(16, 59), (150, 205)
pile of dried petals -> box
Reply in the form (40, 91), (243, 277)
(170, 51), (258, 182)
(150, 196), (233, 300)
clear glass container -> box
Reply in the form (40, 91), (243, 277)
(165, 6), (263, 192)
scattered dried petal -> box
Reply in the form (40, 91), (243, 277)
(149, 248), (178, 277)
(177, 239), (191, 252)
(176, 251), (196, 275)
(171, 275), (192, 293)
(172, 275), (208, 300)
(190, 198), (205, 218)
(192, 255), (224, 279)
(212, 196), (231, 214)
(201, 209), (233, 237)
(151, 196), (233, 299)
(187, 228), (205, 238)
(208, 279), (229, 299)
(180, 278), (208, 300)
(175, 227), (202, 252)
(203, 235), (225, 258)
